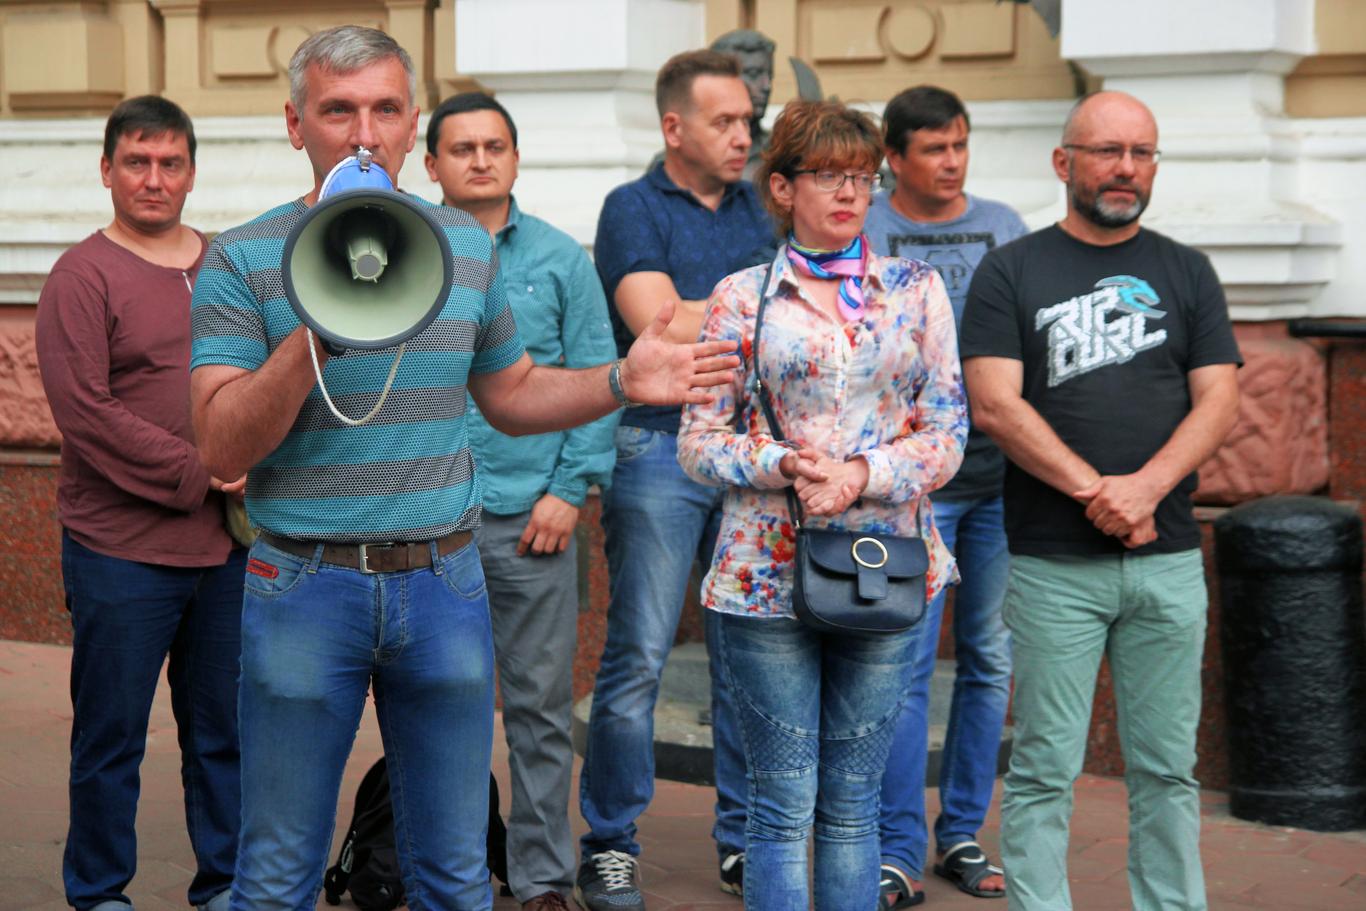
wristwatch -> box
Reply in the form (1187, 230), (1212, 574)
(608, 358), (639, 408)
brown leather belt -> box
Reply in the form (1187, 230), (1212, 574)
(259, 529), (472, 574)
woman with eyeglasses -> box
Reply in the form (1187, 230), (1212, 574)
(677, 99), (968, 910)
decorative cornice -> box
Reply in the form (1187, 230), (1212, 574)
(1072, 50), (1306, 79)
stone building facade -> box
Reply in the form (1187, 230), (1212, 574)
(1, 0), (1364, 785)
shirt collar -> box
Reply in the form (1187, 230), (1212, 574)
(647, 161), (752, 208)
(863, 246), (888, 292)
(493, 195), (522, 243)
(772, 248), (801, 295)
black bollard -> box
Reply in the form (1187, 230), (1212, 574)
(1214, 496), (1366, 831)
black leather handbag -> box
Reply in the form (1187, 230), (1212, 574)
(742, 257), (928, 634)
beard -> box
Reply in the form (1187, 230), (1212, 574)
(1071, 179), (1149, 228)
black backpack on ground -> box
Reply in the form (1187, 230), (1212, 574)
(323, 757), (510, 910)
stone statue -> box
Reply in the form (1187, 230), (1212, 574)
(711, 29), (776, 179)
(646, 30), (823, 180)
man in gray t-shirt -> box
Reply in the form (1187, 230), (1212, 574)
(864, 86), (1025, 909)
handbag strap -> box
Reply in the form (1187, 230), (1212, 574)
(739, 253), (809, 531)
(745, 258), (784, 435)
(740, 249), (924, 538)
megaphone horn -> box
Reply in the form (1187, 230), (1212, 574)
(282, 149), (453, 352)
(282, 149), (453, 426)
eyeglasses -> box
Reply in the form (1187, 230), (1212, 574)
(792, 169), (881, 194)
(1063, 144), (1161, 165)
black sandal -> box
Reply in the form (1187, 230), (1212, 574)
(932, 842), (1005, 898)
(878, 864), (925, 910)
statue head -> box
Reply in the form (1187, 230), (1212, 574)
(711, 29), (776, 119)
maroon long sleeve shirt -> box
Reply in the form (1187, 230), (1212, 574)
(35, 230), (231, 567)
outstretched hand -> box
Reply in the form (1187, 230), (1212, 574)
(621, 300), (740, 406)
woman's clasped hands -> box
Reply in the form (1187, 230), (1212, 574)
(779, 447), (871, 516)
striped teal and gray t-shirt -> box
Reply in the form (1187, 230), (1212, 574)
(190, 198), (525, 542)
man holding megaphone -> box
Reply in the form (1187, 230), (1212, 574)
(188, 25), (739, 911)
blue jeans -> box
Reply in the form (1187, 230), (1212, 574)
(579, 426), (746, 859)
(61, 533), (246, 911)
(231, 537), (495, 911)
(716, 613), (920, 911)
(879, 494), (1011, 879)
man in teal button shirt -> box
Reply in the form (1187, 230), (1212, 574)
(426, 92), (619, 911)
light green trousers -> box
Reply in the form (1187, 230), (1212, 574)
(1000, 550), (1207, 911)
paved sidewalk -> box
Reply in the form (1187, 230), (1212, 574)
(1, 639), (1362, 910)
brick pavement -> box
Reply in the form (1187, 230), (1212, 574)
(1, 640), (1362, 910)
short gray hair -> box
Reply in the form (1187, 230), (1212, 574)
(288, 25), (416, 111)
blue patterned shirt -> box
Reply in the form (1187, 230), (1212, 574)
(678, 252), (969, 617)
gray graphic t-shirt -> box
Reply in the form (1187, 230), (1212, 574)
(865, 192), (1027, 500)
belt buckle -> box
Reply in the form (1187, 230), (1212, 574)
(358, 543), (379, 574)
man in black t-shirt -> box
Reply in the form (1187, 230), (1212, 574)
(959, 92), (1241, 911)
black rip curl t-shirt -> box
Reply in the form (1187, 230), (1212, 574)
(959, 225), (1242, 556)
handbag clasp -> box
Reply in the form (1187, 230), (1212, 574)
(851, 536), (889, 570)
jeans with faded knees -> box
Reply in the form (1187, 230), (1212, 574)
(579, 426), (746, 860)
(717, 612), (920, 911)
(231, 537), (496, 911)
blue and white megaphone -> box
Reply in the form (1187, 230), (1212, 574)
(283, 148), (452, 352)
(281, 148), (453, 424)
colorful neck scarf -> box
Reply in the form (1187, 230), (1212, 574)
(785, 233), (869, 322)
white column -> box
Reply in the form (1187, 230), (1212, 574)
(454, 0), (704, 245)
(1061, 0), (1347, 320)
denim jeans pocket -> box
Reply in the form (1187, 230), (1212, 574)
(438, 541), (487, 600)
(243, 541), (311, 600)
(613, 425), (657, 464)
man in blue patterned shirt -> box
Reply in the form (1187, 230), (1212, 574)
(425, 92), (618, 911)
(575, 48), (776, 911)
(189, 27), (738, 911)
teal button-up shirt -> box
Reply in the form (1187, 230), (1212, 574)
(467, 198), (620, 515)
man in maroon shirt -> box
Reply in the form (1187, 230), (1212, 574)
(35, 96), (246, 911)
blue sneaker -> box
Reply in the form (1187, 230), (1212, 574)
(574, 851), (644, 911)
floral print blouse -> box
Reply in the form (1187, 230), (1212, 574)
(677, 249), (969, 619)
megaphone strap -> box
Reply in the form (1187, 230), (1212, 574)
(307, 329), (406, 427)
